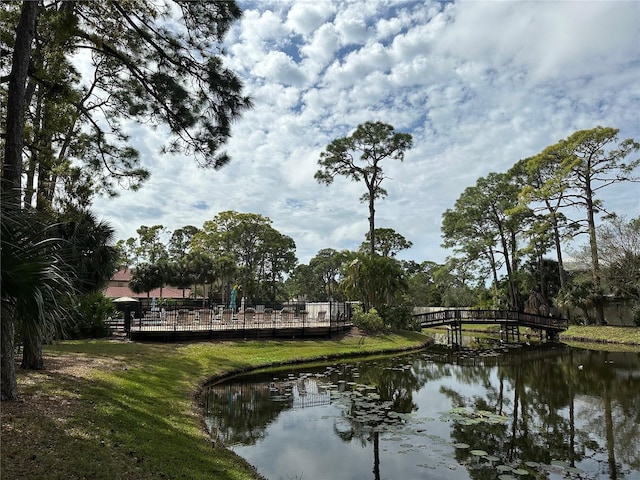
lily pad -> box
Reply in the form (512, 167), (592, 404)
(498, 475), (517, 480)
(512, 468), (529, 476)
(453, 442), (470, 449)
(470, 449), (488, 456)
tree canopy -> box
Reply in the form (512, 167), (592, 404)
(360, 228), (413, 258)
(1, 1), (252, 209)
(442, 126), (638, 322)
(315, 121), (412, 257)
(539, 127), (639, 323)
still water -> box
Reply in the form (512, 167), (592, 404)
(203, 344), (640, 480)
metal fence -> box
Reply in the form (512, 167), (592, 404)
(109, 301), (353, 340)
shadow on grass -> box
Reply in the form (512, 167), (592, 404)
(3, 346), (258, 480)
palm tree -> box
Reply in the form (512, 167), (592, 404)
(1, 201), (74, 396)
(55, 210), (119, 294)
(342, 253), (407, 311)
(129, 263), (164, 298)
(21, 210), (120, 369)
(555, 280), (595, 325)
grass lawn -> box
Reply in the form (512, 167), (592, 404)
(425, 324), (640, 347)
(560, 325), (640, 345)
(1, 332), (430, 480)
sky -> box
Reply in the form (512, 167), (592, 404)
(92, 0), (640, 265)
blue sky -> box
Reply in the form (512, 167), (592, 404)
(93, 0), (640, 265)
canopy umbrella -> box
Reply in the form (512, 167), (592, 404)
(112, 296), (141, 304)
(112, 297), (140, 333)
(229, 286), (237, 312)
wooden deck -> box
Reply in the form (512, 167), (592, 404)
(111, 309), (352, 342)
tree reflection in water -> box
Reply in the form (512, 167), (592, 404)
(202, 345), (640, 480)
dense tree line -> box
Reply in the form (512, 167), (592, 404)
(118, 211), (297, 306)
(442, 127), (639, 325)
(120, 125), (639, 331)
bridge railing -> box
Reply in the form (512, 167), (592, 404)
(415, 309), (568, 331)
(417, 309), (459, 326)
(515, 311), (568, 330)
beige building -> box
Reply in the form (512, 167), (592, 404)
(104, 269), (191, 300)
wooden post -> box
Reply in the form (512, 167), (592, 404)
(447, 322), (462, 347)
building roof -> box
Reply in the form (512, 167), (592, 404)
(112, 269), (133, 281)
(104, 269), (192, 299)
(103, 286), (191, 299)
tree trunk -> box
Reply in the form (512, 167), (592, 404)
(1, 0), (39, 401)
(1, 312), (19, 401)
(497, 222), (519, 310)
(585, 182), (605, 325)
(368, 195), (376, 257)
(2, 1), (38, 197)
(364, 173), (376, 257)
(21, 332), (45, 370)
(509, 229), (520, 309)
(488, 249), (500, 305)
(23, 81), (41, 208)
(537, 250), (545, 298)
(548, 208), (567, 289)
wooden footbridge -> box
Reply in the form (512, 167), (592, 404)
(413, 309), (569, 345)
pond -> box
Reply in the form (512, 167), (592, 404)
(203, 343), (640, 480)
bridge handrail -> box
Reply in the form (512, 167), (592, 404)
(415, 309), (568, 331)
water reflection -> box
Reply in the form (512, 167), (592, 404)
(203, 345), (640, 480)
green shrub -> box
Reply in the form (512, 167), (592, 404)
(67, 292), (116, 339)
(632, 302), (640, 327)
(378, 304), (418, 331)
(160, 297), (177, 307)
(351, 304), (386, 334)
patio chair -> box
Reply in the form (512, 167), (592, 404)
(280, 309), (294, 326)
(244, 308), (255, 325)
(177, 309), (189, 324)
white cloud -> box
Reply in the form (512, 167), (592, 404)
(300, 23), (340, 66)
(92, 0), (640, 267)
(434, 1), (640, 82)
(252, 51), (307, 86)
(286, 1), (335, 36)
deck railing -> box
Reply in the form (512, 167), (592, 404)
(109, 301), (353, 337)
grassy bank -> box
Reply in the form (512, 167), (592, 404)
(426, 324), (640, 347)
(560, 325), (640, 345)
(1, 332), (429, 480)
